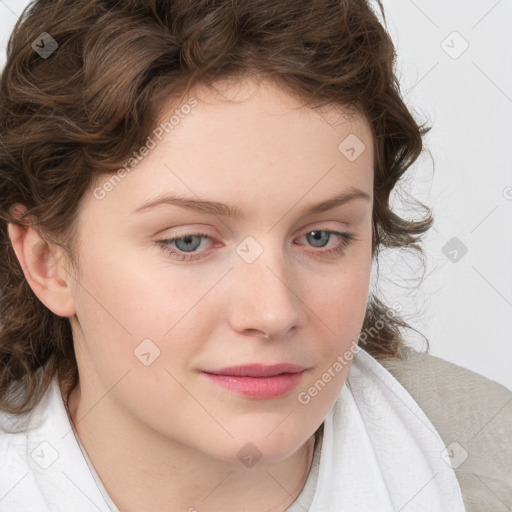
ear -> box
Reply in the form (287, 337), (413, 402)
(7, 204), (77, 318)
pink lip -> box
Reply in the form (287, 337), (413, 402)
(200, 364), (307, 399)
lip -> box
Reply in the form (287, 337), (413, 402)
(200, 364), (307, 399)
(203, 363), (306, 377)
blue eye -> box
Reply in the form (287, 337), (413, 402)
(169, 233), (205, 253)
(156, 230), (356, 262)
(157, 232), (212, 261)
(296, 230), (356, 258)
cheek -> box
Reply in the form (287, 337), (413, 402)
(71, 247), (218, 370)
(295, 268), (371, 414)
(317, 256), (371, 317)
(309, 261), (371, 357)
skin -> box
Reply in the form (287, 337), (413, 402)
(8, 77), (374, 512)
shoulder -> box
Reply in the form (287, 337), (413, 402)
(0, 377), (107, 510)
(379, 351), (512, 511)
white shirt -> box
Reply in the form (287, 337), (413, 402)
(0, 348), (466, 511)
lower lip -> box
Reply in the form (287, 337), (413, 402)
(200, 371), (306, 399)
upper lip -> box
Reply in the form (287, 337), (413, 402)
(202, 364), (306, 377)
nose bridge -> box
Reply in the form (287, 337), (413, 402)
(229, 234), (304, 337)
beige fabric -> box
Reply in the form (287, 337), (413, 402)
(380, 351), (512, 512)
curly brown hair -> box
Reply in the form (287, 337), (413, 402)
(0, 0), (432, 416)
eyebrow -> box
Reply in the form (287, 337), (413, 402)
(130, 187), (371, 218)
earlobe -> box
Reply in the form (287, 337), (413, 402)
(7, 205), (77, 318)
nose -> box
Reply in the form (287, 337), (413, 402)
(228, 244), (306, 341)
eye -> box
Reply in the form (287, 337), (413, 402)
(156, 232), (214, 261)
(295, 230), (356, 257)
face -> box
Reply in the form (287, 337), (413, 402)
(66, 77), (374, 464)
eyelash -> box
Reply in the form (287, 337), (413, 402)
(156, 229), (357, 262)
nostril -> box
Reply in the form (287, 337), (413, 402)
(245, 329), (269, 339)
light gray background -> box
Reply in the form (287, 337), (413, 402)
(1, 0), (511, 389)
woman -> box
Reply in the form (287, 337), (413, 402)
(0, 0), (510, 511)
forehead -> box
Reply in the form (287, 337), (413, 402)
(168, 76), (371, 150)
(87, 77), (374, 221)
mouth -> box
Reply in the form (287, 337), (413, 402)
(200, 364), (307, 399)
(202, 363), (306, 378)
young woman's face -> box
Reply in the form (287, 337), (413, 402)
(67, 77), (374, 464)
